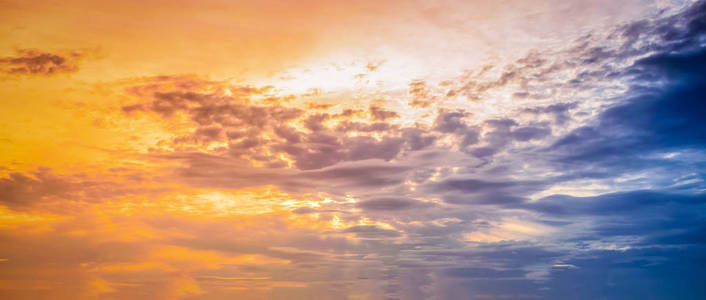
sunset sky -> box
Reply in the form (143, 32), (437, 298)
(1, 0), (705, 299)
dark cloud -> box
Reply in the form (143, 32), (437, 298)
(0, 49), (85, 76)
(401, 128), (437, 151)
(168, 153), (414, 197)
(342, 225), (401, 239)
(335, 121), (395, 133)
(546, 42), (706, 180)
(369, 105), (399, 121)
(464, 118), (546, 158)
(436, 178), (516, 193)
(0, 170), (73, 209)
(527, 190), (706, 216)
(296, 160), (411, 191)
(522, 102), (577, 125)
(433, 110), (470, 133)
(432, 177), (547, 198)
(123, 76), (441, 171)
(433, 110), (480, 147)
(443, 193), (526, 205)
(356, 198), (423, 211)
(511, 125), (551, 142)
(0, 168), (167, 211)
(445, 267), (525, 279)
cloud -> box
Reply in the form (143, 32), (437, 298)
(369, 105), (399, 121)
(0, 49), (87, 76)
(294, 160), (412, 192)
(544, 28), (706, 184)
(122, 76), (438, 171)
(527, 190), (706, 216)
(2, 1), (706, 299)
(356, 197), (424, 211)
(342, 225), (401, 239)
(433, 110), (480, 147)
(0, 170), (73, 209)
(511, 125), (551, 142)
(445, 267), (525, 279)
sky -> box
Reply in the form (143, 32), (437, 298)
(0, 0), (705, 299)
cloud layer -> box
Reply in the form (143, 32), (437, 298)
(0, 0), (705, 299)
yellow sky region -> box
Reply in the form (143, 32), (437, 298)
(0, 179), (404, 298)
(0, 74), (227, 176)
(0, 0), (422, 80)
(0, 75), (153, 173)
(1, 1), (305, 79)
(1, 0), (553, 89)
(0, 190), (353, 298)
